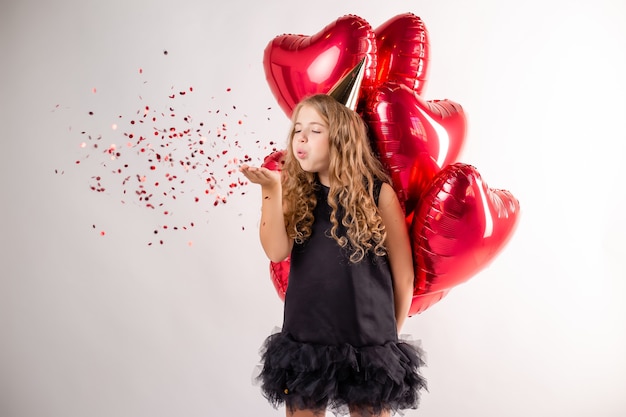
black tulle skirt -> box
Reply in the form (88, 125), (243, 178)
(254, 331), (427, 415)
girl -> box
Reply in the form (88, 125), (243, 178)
(240, 94), (426, 417)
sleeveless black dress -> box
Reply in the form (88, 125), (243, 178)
(256, 181), (426, 415)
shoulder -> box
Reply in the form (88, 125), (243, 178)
(377, 182), (399, 209)
(377, 183), (406, 226)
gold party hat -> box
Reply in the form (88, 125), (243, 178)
(327, 58), (366, 111)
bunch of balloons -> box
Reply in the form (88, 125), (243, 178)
(262, 13), (520, 315)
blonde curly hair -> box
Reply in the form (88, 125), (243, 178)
(282, 94), (391, 263)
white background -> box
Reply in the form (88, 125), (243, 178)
(1, 0), (625, 416)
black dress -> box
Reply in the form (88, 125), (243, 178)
(257, 181), (426, 415)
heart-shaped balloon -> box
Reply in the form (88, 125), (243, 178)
(270, 258), (290, 301)
(409, 289), (449, 316)
(405, 151), (440, 227)
(374, 12), (430, 95)
(261, 149), (286, 172)
(364, 82), (467, 214)
(411, 163), (520, 294)
(263, 14), (377, 117)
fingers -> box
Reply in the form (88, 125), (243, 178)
(239, 165), (280, 186)
(239, 164), (264, 180)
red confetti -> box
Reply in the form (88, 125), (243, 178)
(60, 68), (277, 246)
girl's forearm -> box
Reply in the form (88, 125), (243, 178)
(259, 185), (291, 262)
(394, 276), (413, 332)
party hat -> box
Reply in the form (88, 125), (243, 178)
(327, 58), (366, 111)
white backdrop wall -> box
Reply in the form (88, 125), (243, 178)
(1, 0), (625, 416)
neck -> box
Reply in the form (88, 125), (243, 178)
(317, 172), (330, 187)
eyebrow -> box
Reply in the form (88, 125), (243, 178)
(294, 122), (326, 127)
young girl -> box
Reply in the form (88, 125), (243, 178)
(240, 94), (426, 417)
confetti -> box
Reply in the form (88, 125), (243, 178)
(58, 66), (278, 246)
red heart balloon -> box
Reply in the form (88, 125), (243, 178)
(263, 14), (377, 117)
(261, 149), (286, 172)
(270, 258), (290, 301)
(409, 289), (449, 316)
(407, 152), (440, 207)
(404, 151), (440, 227)
(374, 12), (430, 95)
(410, 163), (520, 294)
(364, 82), (466, 214)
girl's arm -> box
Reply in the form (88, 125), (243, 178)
(240, 165), (293, 262)
(378, 182), (414, 333)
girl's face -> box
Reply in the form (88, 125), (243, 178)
(292, 104), (331, 185)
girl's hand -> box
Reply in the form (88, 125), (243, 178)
(239, 164), (281, 188)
